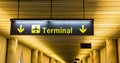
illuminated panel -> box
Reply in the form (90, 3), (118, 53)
(10, 19), (94, 35)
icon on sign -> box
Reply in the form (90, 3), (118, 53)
(79, 25), (87, 34)
(17, 25), (24, 33)
(31, 25), (40, 34)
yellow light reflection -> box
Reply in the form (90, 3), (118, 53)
(0, 7), (66, 63)
(78, 0), (120, 61)
(77, 49), (91, 60)
(93, 4), (120, 37)
(13, 36), (66, 63)
(0, 8), (11, 35)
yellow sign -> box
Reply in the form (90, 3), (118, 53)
(17, 25), (24, 33)
(42, 27), (72, 34)
(31, 25), (40, 34)
(79, 25), (87, 33)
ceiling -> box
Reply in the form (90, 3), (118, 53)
(0, 0), (120, 63)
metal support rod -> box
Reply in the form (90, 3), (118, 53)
(83, 0), (85, 18)
(17, 0), (20, 18)
(50, 0), (52, 19)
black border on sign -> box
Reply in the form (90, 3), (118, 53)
(10, 18), (94, 21)
(10, 19), (94, 35)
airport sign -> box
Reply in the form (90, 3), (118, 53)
(10, 19), (94, 35)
